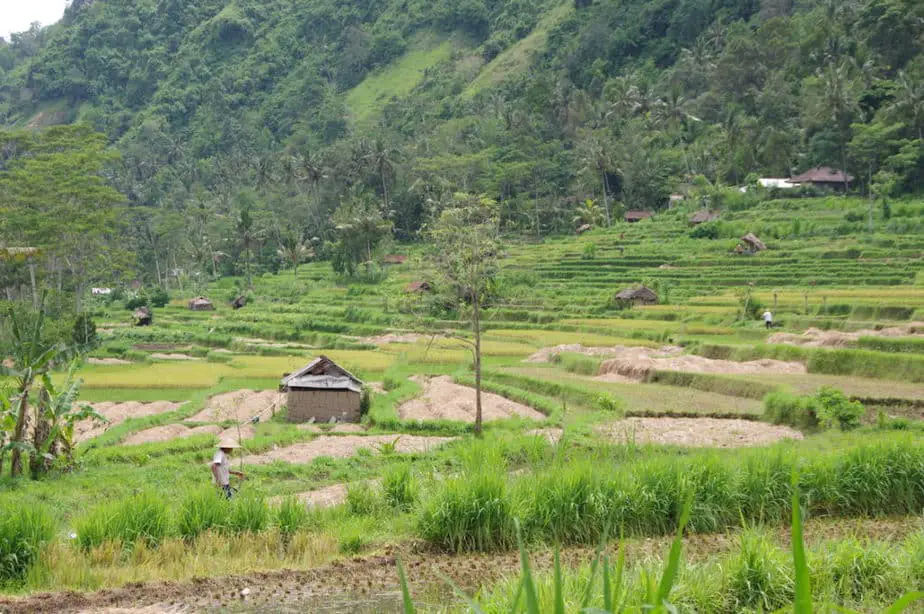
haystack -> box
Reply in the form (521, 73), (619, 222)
(614, 285), (658, 305)
(741, 233), (767, 252)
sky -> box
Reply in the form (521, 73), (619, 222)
(1, 0), (68, 42)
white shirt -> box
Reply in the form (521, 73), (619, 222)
(212, 450), (231, 486)
(762, 311), (773, 323)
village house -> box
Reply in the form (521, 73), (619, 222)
(790, 167), (853, 191)
(280, 356), (365, 423)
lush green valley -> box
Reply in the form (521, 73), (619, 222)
(1, 0), (923, 611)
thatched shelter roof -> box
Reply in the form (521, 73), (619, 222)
(689, 210), (719, 224)
(576, 224), (592, 234)
(741, 233), (767, 251)
(614, 285), (658, 303)
(232, 295), (247, 310)
(188, 297), (215, 311)
(624, 210), (654, 222)
(280, 356), (364, 393)
(133, 306), (153, 326)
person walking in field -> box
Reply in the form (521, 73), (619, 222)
(762, 310), (774, 329)
(212, 439), (246, 499)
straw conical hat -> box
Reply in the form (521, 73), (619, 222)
(217, 438), (241, 449)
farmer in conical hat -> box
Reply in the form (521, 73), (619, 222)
(212, 438), (246, 499)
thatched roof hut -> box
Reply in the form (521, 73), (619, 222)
(232, 295), (247, 310)
(624, 210), (654, 223)
(280, 356), (365, 423)
(133, 306), (153, 326)
(740, 233), (767, 252)
(614, 285), (658, 305)
(576, 224), (592, 234)
(689, 210), (719, 225)
(188, 297), (215, 311)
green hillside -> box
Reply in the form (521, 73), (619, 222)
(1, 0), (922, 290)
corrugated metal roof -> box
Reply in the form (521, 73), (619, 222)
(286, 375), (362, 393)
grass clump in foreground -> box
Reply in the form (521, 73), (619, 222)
(401, 482), (924, 613)
(417, 437), (924, 552)
(0, 506), (55, 584)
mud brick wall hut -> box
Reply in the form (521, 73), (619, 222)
(280, 356), (364, 423)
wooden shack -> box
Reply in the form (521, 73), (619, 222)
(614, 285), (658, 306)
(280, 356), (364, 423)
(689, 210), (719, 225)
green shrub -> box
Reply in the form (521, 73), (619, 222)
(814, 387), (864, 431)
(149, 286), (170, 308)
(595, 392), (624, 414)
(726, 531), (794, 611)
(276, 497), (309, 537)
(0, 505), (54, 583)
(177, 488), (229, 539)
(418, 470), (514, 553)
(77, 492), (171, 550)
(346, 483), (383, 516)
(226, 493), (269, 534)
(72, 313), (98, 347)
(359, 387), (372, 417)
(382, 464), (417, 511)
(822, 539), (903, 603)
(762, 391), (818, 430)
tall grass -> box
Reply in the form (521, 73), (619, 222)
(227, 493), (269, 534)
(418, 469), (515, 553)
(0, 505), (55, 583)
(76, 492), (171, 550)
(418, 438), (924, 551)
(177, 488), (229, 539)
(275, 496), (310, 537)
(383, 463), (418, 511)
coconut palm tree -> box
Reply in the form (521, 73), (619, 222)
(276, 231), (313, 276)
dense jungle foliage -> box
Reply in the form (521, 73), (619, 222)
(0, 0), (922, 295)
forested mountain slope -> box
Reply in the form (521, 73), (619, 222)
(0, 0), (922, 285)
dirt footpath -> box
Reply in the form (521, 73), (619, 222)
(597, 417), (803, 448)
(525, 344), (667, 364)
(398, 376), (546, 422)
(769, 323), (924, 348)
(122, 424), (223, 446)
(76, 401), (184, 443)
(86, 357), (132, 365)
(243, 435), (455, 465)
(362, 332), (426, 345)
(596, 346), (805, 380)
(187, 389), (285, 423)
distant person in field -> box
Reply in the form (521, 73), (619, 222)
(212, 439), (246, 498)
(762, 310), (774, 329)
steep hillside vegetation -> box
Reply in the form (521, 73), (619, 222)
(0, 0), (922, 287)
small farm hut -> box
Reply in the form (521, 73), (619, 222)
(624, 210), (654, 223)
(405, 281), (432, 293)
(232, 295), (247, 310)
(740, 233), (767, 252)
(576, 224), (592, 234)
(689, 210), (719, 225)
(133, 306), (153, 326)
(280, 356), (365, 423)
(614, 285), (658, 306)
(188, 297), (215, 311)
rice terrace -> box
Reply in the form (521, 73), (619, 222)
(1, 0), (924, 612)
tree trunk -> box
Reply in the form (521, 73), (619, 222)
(601, 172), (611, 226)
(28, 258), (38, 310)
(381, 169), (389, 211)
(10, 386), (31, 478)
(473, 294), (483, 437)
